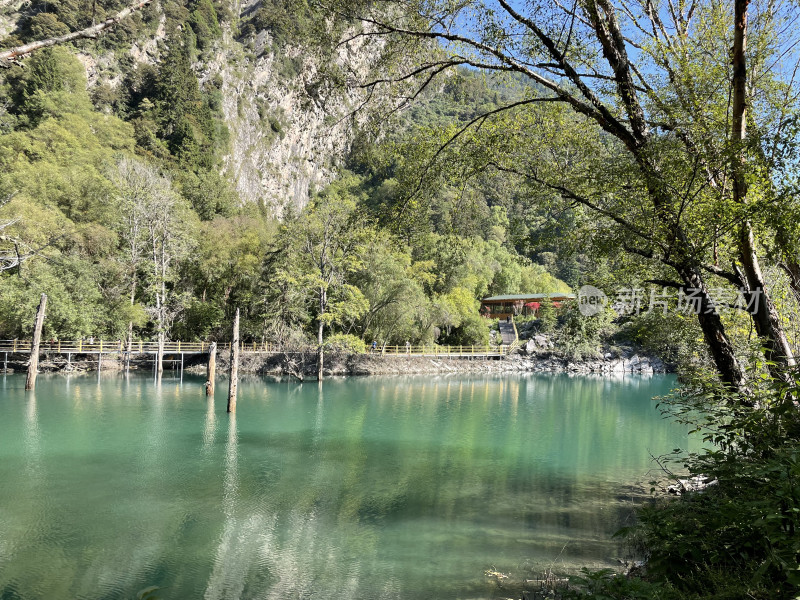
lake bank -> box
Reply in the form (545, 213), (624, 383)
(3, 347), (670, 378)
(197, 349), (670, 378)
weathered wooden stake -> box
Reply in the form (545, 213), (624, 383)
(227, 309), (240, 413)
(125, 326), (132, 372)
(156, 331), (164, 377)
(25, 293), (47, 391)
(206, 341), (217, 396)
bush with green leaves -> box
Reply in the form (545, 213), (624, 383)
(535, 299), (558, 333)
(558, 302), (615, 360)
(616, 309), (709, 370)
(323, 333), (367, 355)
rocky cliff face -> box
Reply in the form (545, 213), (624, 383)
(209, 32), (359, 214)
(215, 16), (380, 212)
(0, 0), (375, 214)
(0, 2), (25, 38)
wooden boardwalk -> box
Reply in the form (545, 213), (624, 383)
(0, 340), (512, 359)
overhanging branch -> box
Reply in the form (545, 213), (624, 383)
(0, 0), (153, 66)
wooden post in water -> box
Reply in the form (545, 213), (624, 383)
(206, 341), (217, 396)
(25, 293), (47, 391)
(227, 309), (239, 413)
(156, 331), (164, 381)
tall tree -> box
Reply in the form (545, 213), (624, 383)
(147, 175), (192, 377)
(113, 157), (153, 360)
(278, 177), (369, 380)
(729, 0), (795, 373)
(348, 232), (430, 344)
(113, 157), (194, 375)
(333, 0), (800, 390)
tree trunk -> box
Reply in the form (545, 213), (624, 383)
(155, 283), (165, 378)
(125, 321), (133, 371)
(772, 224), (800, 305)
(156, 330), (164, 374)
(227, 309), (239, 413)
(730, 0), (795, 376)
(206, 341), (216, 396)
(317, 319), (324, 382)
(125, 277), (136, 371)
(0, 0), (154, 65)
(680, 268), (748, 392)
(25, 293), (47, 391)
(781, 258), (800, 307)
(739, 228), (796, 372)
(317, 288), (325, 382)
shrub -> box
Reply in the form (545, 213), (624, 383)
(323, 333), (366, 355)
(558, 301), (614, 359)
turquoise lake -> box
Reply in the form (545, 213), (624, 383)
(0, 372), (691, 599)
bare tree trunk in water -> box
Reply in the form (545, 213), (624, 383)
(126, 279), (136, 372)
(125, 321), (133, 371)
(206, 341), (216, 396)
(156, 329), (164, 381)
(25, 293), (47, 391)
(155, 289), (164, 382)
(227, 309), (239, 413)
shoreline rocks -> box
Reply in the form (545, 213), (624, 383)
(4, 340), (672, 378)
(190, 350), (671, 378)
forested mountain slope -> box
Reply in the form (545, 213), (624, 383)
(1, 0), (371, 210)
(0, 0), (573, 348)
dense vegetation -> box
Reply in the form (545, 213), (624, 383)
(0, 27), (570, 350)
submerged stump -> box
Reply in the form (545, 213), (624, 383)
(25, 293), (47, 391)
(206, 341), (217, 396)
(227, 310), (239, 413)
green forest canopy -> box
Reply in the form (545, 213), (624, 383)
(0, 40), (572, 348)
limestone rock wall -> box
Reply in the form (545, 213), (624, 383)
(1, 1), (378, 215)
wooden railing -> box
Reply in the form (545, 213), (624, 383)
(0, 340), (512, 357)
(0, 340), (278, 354)
(372, 345), (509, 357)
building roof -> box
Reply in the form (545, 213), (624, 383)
(481, 293), (576, 303)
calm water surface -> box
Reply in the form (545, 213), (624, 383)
(0, 372), (689, 599)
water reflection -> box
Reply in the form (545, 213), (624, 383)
(24, 393), (41, 471)
(204, 413), (246, 599)
(0, 373), (690, 600)
(224, 413), (239, 514)
(203, 394), (217, 452)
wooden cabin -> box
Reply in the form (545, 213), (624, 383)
(480, 293), (576, 320)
